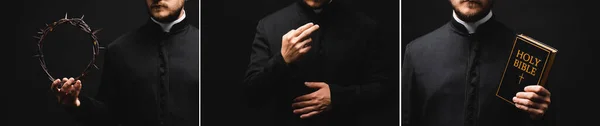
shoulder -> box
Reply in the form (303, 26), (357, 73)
(106, 30), (137, 50)
(104, 25), (149, 54)
(405, 22), (452, 55)
(184, 24), (199, 40)
(257, 3), (299, 27)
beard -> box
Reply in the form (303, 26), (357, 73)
(453, 0), (492, 22)
(454, 7), (490, 22)
(148, 2), (184, 23)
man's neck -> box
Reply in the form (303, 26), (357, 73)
(312, 0), (332, 14)
(151, 9), (187, 33)
(452, 10), (493, 34)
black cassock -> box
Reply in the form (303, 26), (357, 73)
(402, 15), (554, 126)
(64, 18), (199, 126)
(244, 0), (395, 126)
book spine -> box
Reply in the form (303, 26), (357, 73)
(539, 52), (556, 86)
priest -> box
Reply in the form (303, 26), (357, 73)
(50, 0), (198, 126)
(244, 0), (395, 126)
(402, 0), (553, 126)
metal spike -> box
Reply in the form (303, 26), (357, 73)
(92, 28), (103, 34)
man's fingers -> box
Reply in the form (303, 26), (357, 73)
(292, 23), (315, 36)
(304, 82), (325, 88)
(293, 106), (317, 115)
(292, 100), (318, 109)
(514, 103), (529, 111)
(283, 30), (295, 43)
(72, 80), (82, 96)
(294, 93), (314, 102)
(515, 92), (548, 103)
(516, 103), (545, 117)
(300, 111), (320, 119)
(513, 97), (533, 106)
(294, 38), (312, 49)
(513, 97), (547, 110)
(75, 80), (82, 90)
(296, 25), (320, 41)
(524, 85), (550, 96)
(298, 46), (311, 54)
(51, 79), (61, 90)
(60, 78), (75, 93)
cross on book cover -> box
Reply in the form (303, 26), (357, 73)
(496, 34), (558, 104)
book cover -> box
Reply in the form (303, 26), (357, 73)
(496, 34), (558, 104)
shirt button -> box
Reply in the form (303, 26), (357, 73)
(159, 67), (165, 73)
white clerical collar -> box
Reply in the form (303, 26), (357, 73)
(452, 10), (493, 34)
(151, 9), (187, 33)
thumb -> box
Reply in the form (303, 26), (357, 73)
(304, 82), (324, 88)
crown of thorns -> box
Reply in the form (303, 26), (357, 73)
(33, 13), (104, 83)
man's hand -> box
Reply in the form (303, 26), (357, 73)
(51, 77), (82, 107)
(281, 22), (320, 64)
(512, 85), (551, 120)
(292, 82), (331, 119)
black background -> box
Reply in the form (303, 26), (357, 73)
(13, 0), (198, 125)
(402, 0), (599, 125)
(11, 0), (599, 125)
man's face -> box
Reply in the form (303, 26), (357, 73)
(450, 0), (492, 22)
(146, 0), (185, 22)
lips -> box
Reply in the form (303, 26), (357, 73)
(462, 0), (481, 4)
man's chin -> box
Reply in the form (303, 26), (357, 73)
(457, 10), (485, 22)
(151, 13), (174, 22)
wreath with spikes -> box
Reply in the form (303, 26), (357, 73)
(33, 13), (104, 88)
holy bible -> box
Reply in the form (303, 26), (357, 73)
(496, 34), (557, 104)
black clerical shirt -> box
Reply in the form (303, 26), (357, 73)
(244, 0), (393, 126)
(65, 17), (199, 126)
(402, 15), (552, 126)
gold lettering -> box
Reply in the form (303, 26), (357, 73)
(523, 52), (531, 64)
(513, 58), (537, 76)
(516, 50), (524, 59)
(520, 61), (528, 71)
(535, 58), (542, 67)
(513, 50), (540, 76)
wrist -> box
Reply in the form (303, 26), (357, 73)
(281, 53), (291, 64)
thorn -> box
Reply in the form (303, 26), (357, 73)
(33, 36), (41, 40)
(99, 47), (106, 50)
(92, 28), (103, 34)
(93, 64), (99, 70)
(45, 23), (48, 26)
(37, 31), (43, 34)
(39, 28), (44, 32)
(32, 55), (40, 58)
(81, 15), (84, 19)
(65, 12), (68, 19)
